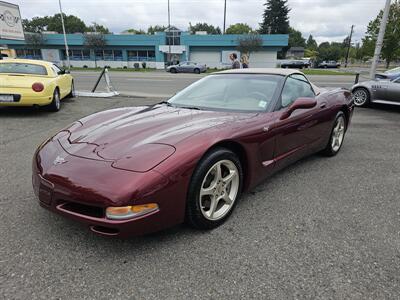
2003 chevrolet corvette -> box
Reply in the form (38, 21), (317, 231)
(0, 59), (74, 111)
(33, 69), (354, 237)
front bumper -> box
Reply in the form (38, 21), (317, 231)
(32, 139), (186, 237)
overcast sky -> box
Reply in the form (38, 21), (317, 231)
(13, 0), (386, 44)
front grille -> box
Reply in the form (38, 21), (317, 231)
(60, 201), (104, 218)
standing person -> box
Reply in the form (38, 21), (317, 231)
(241, 54), (249, 68)
(229, 53), (240, 69)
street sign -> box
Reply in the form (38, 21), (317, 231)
(0, 1), (24, 40)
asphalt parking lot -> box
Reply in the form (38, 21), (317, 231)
(71, 70), (358, 98)
(1, 91), (400, 298)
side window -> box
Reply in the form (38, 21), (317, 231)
(280, 75), (315, 108)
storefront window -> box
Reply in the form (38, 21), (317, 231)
(114, 50), (123, 61)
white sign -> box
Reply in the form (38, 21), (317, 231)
(0, 1), (24, 40)
(159, 45), (186, 54)
(41, 49), (61, 64)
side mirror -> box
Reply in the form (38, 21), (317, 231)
(280, 97), (317, 120)
(64, 69), (70, 74)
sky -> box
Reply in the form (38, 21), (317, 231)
(12, 0), (387, 44)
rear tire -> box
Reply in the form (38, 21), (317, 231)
(352, 88), (370, 107)
(186, 148), (243, 230)
(46, 88), (61, 112)
(321, 112), (346, 157)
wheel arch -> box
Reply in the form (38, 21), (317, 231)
(201, 140), (250, 191)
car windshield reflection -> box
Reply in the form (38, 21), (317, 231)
(168, 74), (282, 112)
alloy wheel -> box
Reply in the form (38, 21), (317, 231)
(353, 89), (368, 106)
(55, 91), (60, 110)
(199, 160), (239, 221)
(331, 116), (345, 152)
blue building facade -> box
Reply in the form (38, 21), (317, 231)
(0, 32), (288, 69)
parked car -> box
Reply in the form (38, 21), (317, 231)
(375, 67), (400, 80)
(33, 68), (354, 237)
(318, 61), (340, 68)
(352, 76), (400, 107)
(0, 59), (74, 112)
(166, 61), (207, 74)
(280, 60), (308, 69)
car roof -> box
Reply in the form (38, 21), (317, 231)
(0, 58), (53, 67)
(216, 68), (304, 76)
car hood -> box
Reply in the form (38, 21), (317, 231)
(56, 104), (256, 172)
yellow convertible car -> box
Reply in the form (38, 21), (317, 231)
(0, 59), (74, 111)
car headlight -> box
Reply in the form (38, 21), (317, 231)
(106, 203), (159, 220)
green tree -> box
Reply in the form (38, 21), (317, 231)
(24, 33), (45, 49)
(23, 14), (87, 33)
(362, 0), (400, 68)
(188, 22), (221, 34)
(83, 33), (107, 68)
(47, 13), (87, 33)
(236, 34), (263, 57)
(304, 48), (318, 60)
(259, 0), (290, 34)
(288, 27), (305, 47)
(147, 25), (168, 34)
(226, 23), (253, 34)
(317, 42), (342, 61)
(22, 17), (50, 33)
(122, 28), (146, 34)
(87, 23), (110, 34)
(306, 34), (318, 50)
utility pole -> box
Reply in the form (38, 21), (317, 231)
(58, 0), (70, 70)
(370, 0), (391, 79)
(223, 0), (227, 34)
(168, 0), (171, 63)
(344, 25), (354, 68)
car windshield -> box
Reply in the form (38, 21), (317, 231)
(385, 67), (400, 74)
(168, 74), (282, 112)
(0, 63), (48, 75)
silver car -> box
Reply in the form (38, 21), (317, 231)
(166, 61), (207, 74)
(352, 76), (400, 107)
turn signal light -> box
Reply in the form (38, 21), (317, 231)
(106, 203), (159, 220)
(32, 82), (44, 92)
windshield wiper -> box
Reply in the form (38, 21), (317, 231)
(158, 101), (173, 106)
(177, 105), (202, 110)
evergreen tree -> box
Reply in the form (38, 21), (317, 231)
(259, 0), (290, 34)
(306, 34), (318, 50)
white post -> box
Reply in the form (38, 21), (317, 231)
(58, 0), (70, 69)
(370, 0), (391, 79)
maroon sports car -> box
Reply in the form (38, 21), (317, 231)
(33, 69), (354, 237)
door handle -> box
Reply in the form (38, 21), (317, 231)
(320, 102), (327, 108)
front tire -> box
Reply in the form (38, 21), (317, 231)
(170, 68), (177, 73)
(46, 88), (61, 112)
(66, 81), (75, 98)
(194, 68), (200, 74)
(352, 88), (370, 107)
(186, 148), (243, 230)
(322, 112), (346, 156)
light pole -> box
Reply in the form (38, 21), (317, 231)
(58, 0), (70, 69)
(223, 0), (227, 34)
(370, 0), (391, 79)
(168, 0), (171, 63)
(344, 25), (354, 68)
